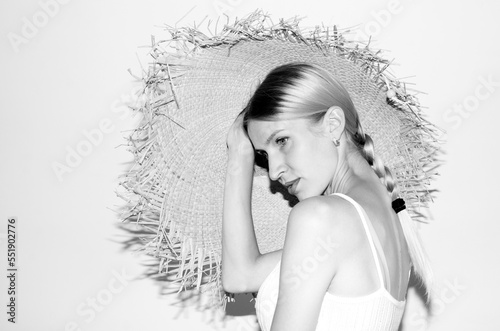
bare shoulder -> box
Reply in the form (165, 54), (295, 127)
(286, 195), (365, 251)
(288, 194), (360, 230)
(279, 194), (367, 285)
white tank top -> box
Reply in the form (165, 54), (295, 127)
(255, 193), (407, 331)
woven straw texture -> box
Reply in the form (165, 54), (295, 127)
(119, 12), (441, 311)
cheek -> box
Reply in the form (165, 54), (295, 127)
(312, 141), (337, 172)
(294, 138), (336, 173)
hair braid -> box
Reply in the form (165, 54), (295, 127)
(353, 122), (398, 200)
(355, 122), (434, 299)
(354, 121), (433, 300)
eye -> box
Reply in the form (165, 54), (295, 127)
(275, 137), (288, 146)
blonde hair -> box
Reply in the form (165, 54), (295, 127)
(243, 62), (433, 299)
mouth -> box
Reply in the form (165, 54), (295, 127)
(284, 178), (300, 195)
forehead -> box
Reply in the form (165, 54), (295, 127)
(247, 119), (282, 135)
(246, 118), (308, 147)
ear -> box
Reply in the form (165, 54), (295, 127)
(323, 106), (345, 139)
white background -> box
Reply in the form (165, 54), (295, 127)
(1, 0), (499, 330)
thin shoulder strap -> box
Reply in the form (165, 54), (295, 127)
(332, 193), (385, 289)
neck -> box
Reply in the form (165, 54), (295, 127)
(324, 147), (368, 196)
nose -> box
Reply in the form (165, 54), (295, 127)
(268, 154), (287, 182)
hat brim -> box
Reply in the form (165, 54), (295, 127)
(119, 11), (441, 311)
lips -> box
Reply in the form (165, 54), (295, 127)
(284, 178), (300, 195)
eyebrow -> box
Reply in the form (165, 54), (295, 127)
(265, 129), (284, 145)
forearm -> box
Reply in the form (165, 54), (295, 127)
(222, 153), (261, 292)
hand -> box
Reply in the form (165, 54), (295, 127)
(226, 111), (255, 159)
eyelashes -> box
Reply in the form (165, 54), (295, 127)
(275, 137), (288, 146)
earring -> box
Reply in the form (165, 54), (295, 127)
(333, 138), (340, 147)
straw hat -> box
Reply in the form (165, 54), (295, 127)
(119, 11), (441, 311)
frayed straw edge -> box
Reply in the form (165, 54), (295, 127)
(118, 9), (444, 312)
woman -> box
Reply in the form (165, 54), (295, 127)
(222, 63), (431, 330)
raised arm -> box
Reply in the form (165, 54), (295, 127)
(222, 113), (281, 293)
